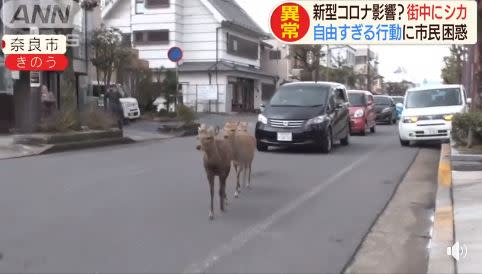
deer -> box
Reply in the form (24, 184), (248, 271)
(196, 124), (232, 220)
(223, 121), (256, 198)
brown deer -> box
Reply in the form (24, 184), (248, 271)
(223, 121), (256, 197)
(196, 124), (232, 220)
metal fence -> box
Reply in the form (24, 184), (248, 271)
(181, 84), (227, 113)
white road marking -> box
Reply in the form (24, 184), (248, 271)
(183, 148), (383, 274)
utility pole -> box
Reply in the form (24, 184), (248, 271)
(325, 45), (330, 81)
(366, 45), (371, 92)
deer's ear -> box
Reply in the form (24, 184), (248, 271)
(196, 145), (201, 150)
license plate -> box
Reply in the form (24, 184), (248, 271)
(277, 132), (292, 141)
(428, 129), (438, 135)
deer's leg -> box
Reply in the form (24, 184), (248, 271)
(243, 164), (248, 188)
(247, 162), (252, 189)
(219, 174), (227, 212)
(234, 166), (242, 198)
(207, 173), (215, 220)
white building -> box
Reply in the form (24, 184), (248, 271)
(323, 45), (356, 68)
(354, 47), (382, 93)
(102, 0), (277, 113)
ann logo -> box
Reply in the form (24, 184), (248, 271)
(1, 0), (81, 29)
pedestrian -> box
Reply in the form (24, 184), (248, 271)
(106, 85), (124, 130)
(40, 85), (56, 120)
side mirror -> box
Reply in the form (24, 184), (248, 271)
(260, 103), (266, 112)
(467, 98), (472, 105)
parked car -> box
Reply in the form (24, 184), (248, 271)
(255, 82), (350, 153)
(374, 95), (397, 124)
(117, 85), (141, 120)
(347, 90), (376, 135)
(399, 84), (470, 146)
(391, 96), (404, 120)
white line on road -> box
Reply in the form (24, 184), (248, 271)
(182, 147), (386, 274)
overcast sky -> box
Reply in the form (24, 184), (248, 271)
(236, 0), (450, 84)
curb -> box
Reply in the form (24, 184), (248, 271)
(427, 143), (455, 274)
(41, 137), (136, 154)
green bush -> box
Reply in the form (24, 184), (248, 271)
(39, 110), (81, 133)
(452, 112), (482, 145)
(80, 108), (117, 130)
(177, 105), (196, 125)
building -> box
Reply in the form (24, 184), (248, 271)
(354, 47), (382, 94)
(259, 39), (294, 103)
(102, 0), (277, 113)
(322, 45), (356, 69)
(0, 0), (101, 133)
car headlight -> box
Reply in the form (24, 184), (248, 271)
(402, 116), (418, 123)
(258, 114), (268, 125)
(382, 107), (391, 113)
(354, 109), (364, 118)
(443, 114), (454, 121)
(307, 115), (327, 125)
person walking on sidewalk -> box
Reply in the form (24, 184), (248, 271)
(40, 85), (56, 120)
(106, 86), (124, 130)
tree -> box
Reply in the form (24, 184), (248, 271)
(441, 45), (467, 84)
(136, 67), (165, 112)
(91, 25), (123, 89)
(290, 45), (325, 81)
(57, 0), (100, 111)
(161, 70), (178, 111)
(384, 81), (415, 96)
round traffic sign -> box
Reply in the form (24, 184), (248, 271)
(168, 47), (183, 62)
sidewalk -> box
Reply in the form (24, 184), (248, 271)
(452, 170), (482, 273)
(428, 144), (482, 273)
(0, 135), (50, 160)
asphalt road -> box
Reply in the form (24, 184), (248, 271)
(0, 123), (423, 273)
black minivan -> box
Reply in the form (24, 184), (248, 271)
(255, 82), (350, 153)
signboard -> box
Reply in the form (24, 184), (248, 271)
(2, 35), (68, 54)
(167, 47), (183, 62)
(197, 85), (217, 101)
(30, 71), (40, 87)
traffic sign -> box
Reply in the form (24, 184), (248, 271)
(167, 47), (183, 62)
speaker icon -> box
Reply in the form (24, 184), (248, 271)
(447, 242), (468, 261)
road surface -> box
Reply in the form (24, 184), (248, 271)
(0, 124), (425, 273)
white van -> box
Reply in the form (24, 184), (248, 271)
(398, 84), (470, 146)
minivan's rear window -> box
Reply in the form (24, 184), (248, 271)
(405, 88), (462, 108)
(348, 93), (366, 106)
(270, 85), (329, 107)
(374, 96), (391, 105)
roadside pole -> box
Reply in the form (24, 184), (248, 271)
(167, 47), (183, 112)
(176, 61), (179, 108)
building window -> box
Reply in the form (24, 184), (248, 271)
(269, 50), (281, 60)
(226, 33), (258, 60)
(145, 0), (169, 8)
(133, 30), (169, 44)
(134, 32), (144, 43)
(136, 0), (145, 14)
